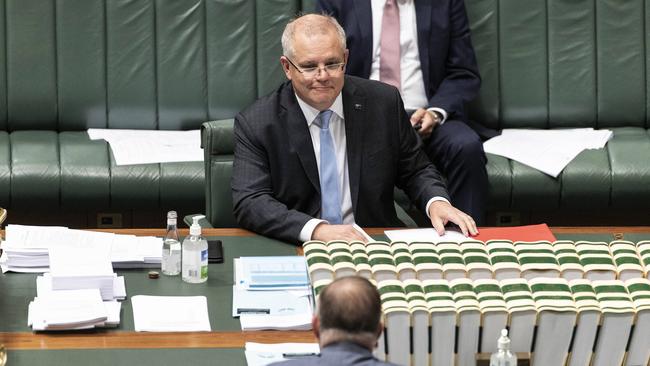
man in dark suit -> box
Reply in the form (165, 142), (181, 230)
(270, 276), (399, 366)
(316, 0), (490, 225)
(232, 14), (477, 244)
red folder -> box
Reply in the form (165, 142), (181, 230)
(473, 223), (556, 242)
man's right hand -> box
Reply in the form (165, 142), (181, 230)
(312, 223), (368, 243)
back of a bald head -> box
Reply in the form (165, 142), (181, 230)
(318, 276), (381, 335)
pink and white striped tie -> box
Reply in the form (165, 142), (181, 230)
(379, 0), (401, 89)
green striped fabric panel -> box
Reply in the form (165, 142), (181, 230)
(423, 279), (456, 313)
(625, 278), (650, 312)
(350, 242), (372, 278)
(391, 241), (416, 279)
(409, 242), (442, 279)
(500, 278), (536, 313)
(529, 277), (576, 312)
(404, 278), (428, 312)
(461, 240), (492, 273)
(474, 279), (508, 313)
(514, 241), (560, 273)
(378, 280), (409, 313)
(575, 241), (616, 273)
(636, 240), (650, 271)
(569, 279), (601, 313)
(486, 240), (521, 277)
(437, 242), (466, 274)
(327, 241), (356, 276)
(609, 240), (643, 277)
(592, 280), (634, 313)
(367, 242), (398, 280)
(303, 241), (333, 282)
(553, 240), (584, 277)
(450, 278), (480, 313)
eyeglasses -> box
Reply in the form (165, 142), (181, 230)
(285, 57), (346, 78)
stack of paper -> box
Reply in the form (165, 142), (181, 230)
(48, 241), (118, 300)
(131, 295), (211, 332)
(28, 289), (121, 330)
(244, 342), (320, 366)
(0, 224), (162, 273)
(233, 256), (313, 331)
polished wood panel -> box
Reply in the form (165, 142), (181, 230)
(0, 331), (316, 350)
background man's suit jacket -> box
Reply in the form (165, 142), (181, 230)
(232, 76), (448, 243)
(317, 0), (481, 122)
(270, 342), (400, 366)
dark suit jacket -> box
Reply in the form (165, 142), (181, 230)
(269, 342), (400, 366)
(232, 76), (448, 243)
(316, 0), (481, 122)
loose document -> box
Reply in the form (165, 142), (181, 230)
(245, 342), (320, 366)
(384, 228), (469, 244)
(483, 128), (613, 177)
(87, 128), (202, 165)
(233, 257), (313, 331)
(131, 295), (211, 332)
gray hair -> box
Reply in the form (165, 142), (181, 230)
(281, 13), (347, 59)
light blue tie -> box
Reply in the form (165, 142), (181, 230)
(316, 110), (342, 224)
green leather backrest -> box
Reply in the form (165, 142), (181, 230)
(466, 0), (650, 130)
(0, 0), (313, 132)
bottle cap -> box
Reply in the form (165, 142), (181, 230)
(167, 211), (177, 225)
(497, 328), (510, 350)
(148, 271), (160, 279)
(190, 215), (205, 236)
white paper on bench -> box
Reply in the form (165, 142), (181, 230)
(384, 228), (468, 244)
(245, 342), (320, 366)
(131, 295), (211, 332)
(87, 128), (202, 165)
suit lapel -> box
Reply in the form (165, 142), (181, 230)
(280, 85), (320, 194)
(353, 0), (373, 78)
(415, 0), (432, 91)
(342, 78), (366, 214)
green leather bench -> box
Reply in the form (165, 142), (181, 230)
(0, 0), (311, 226)
(202, 0), (650, 227)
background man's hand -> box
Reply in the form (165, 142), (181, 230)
(410, 108), (441, 139)
(312, 223), (368, 243)
(428, 200), (478, 237)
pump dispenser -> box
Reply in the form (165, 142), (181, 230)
(490, 329), (517, 366)
(181, 215), (208, 283)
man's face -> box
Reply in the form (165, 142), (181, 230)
(281, 30), (348, 111)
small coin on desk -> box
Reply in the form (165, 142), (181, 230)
(148, 271), (160, 279)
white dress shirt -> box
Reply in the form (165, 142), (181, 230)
(296, 93), (355, 242)
(370, 0), (447, 122)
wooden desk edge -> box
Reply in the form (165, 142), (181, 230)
(0, 331), (316, 350)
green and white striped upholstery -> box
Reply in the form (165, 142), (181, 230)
(576, 241), (617, 280)
(553, 240), (584, 280)
(486, 239), (521, 280)
(609, 240), (644, 281)
(409, 242), (442, 280)
(391, 241), (416, 281)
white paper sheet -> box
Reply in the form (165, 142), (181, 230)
(245, 342), (320, 366)
(88, 128), (202, 165)
(29, 289), (108, 331)
(232, 286), (312, 318)
(131, 295), (211, 332)
(384, 228), (469, 243)
(238, 256), (310, 290)
(483, 128), (613, 178)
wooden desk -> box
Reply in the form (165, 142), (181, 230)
(1, 226), (650, 364)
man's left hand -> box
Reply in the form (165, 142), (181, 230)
(428, 200), (478, 237)
(410, 108), (441, 139)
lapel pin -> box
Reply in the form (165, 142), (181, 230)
(354, 103), (363, 110)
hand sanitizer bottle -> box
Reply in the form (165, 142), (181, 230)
(161, 211), (181, 276)
(182, 215), (208, 283)
(490, 329), (517, 366)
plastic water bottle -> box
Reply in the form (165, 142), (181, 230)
(182, 215), (208, 283)
(490, 329), (517, 366)
(161, 211), (181, 276)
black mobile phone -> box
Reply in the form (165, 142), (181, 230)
(208, 239), (224, 263)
